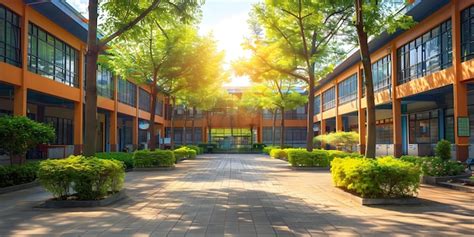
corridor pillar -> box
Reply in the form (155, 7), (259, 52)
(391, 43), (402, 157)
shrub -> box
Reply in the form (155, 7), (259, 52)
(184, 145), (203, 155)
(0, 116), (55, 164)
(270, 149), (287, 159)
(252, 143), (266, 150)
(331, 156), (421, 198)
(133, 150), (175, 168)
(174, 147), (197, 161)
(38, 156), (125, 200)
(96, 152), (134, 169)
(435, 140), (452, 161)
(314, 132), (359, 152)
(286, 149), (330, 167)
(0, 162), (39, 188)
(263, 146), (279, 155)
(400, 155), (465, 177)
(326, 150), (363, 164)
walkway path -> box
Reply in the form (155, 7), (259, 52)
(0, 154), (472, 236)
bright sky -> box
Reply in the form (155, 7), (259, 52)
(66, 0), (258, 88)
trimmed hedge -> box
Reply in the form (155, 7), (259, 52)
(96, 152), (134, 169)
(133, 150), (175, 168)
(174, 147), (197, 161)
(269, 148), (288, 159)
(287, 149), (330, 167)
(331, 156), (421, 198)
(184, 145), (203, 155)
(38, 156), (125, 200)
(400, 155), (464, 177)
(0, 162), (39, 188)
(263, 146), (279, 155)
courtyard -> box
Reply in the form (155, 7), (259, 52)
(0, 154), (472, 237)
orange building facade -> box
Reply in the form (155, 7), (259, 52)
(313, 0), (474, 161)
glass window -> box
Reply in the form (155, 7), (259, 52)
(314, 95), (320, 115)
(139, 88), (151, 112)
(0, 5), (21, 67)
(338, 74), (357, 105)
(155, 98), (163, 116)
(322, 87), (335, 111)
(409, 110), (440, 144)
(97, 65), (114, 99)
(397, 19), (452, 84)
(461, 5), (474, 61)
(28, 23), (79, 87)
(118, 78), (136, 107)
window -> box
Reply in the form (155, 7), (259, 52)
(284, 106), (306, 120)
(314, 95), (320, 115)
(372, 55), (391, 92)
(338, 74), (357, 105)
(97, 65), (114, 99)
(398, 19), (452, 84)
(409, 110), (439, 144)
(322, 87), (335, 111)
(28, 23), (79, 87)
(139, 88), (151, 112)
(118, 79), (136, 106)
(461, 5), (474, 61)
(0, 5), (21, 67)
(155, 98), (163, 116)
(376, 119), (393, 144)
(262, 127), (307, 147)
(44, 116), (73, 145)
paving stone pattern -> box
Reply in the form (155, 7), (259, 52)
(0, 154), (473, 236)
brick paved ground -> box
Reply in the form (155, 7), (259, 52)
(0, 154), (472, 236)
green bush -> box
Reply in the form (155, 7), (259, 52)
(174, 147), (197, 161)
(133, 150), (175, 168)
(314, 132), (359, 151)
(269, 148), (287, 159)
(0, 162), (39, 188)
(38, 156), (125, 200)
(252, 143), (266, 150)
(326, 150), (363, 164)
(96, 152), (134, 169)
(331, 156), (421, 198)
(184, 145), (203, 155)
(400, 155), (464, 177)
(263, 146), (279, 155)
(435, 140), (452, 161)
(286, 149), (330, 167)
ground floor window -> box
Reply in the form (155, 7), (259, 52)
(409, 110), (439, 144)
(376, 119), (393, 144)
(262, 127), (307, 147)
(166, 127), (203, 145)
(44, 116), (73, 145)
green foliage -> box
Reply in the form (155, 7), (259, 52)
(331, 157), (421, 198)
(314, 132), (359, 151)
(263, 146), (279, 155)
(252, 143), (266, 150)
(183, 145), (203, 155)
(0, 162), (39, 188)
(269, 149), (288, 159)
(287, 149), (330, 167)
(38, 156), (125, 200)
(400, 156), (464, 177)
(0, 116), (55, 159)
(435, 140), (452, 161)
(133, 150), (175, 168)
(96, 152), (134, 169)
(174, 147), (197, 161)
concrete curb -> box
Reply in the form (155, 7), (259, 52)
(0, 181), (39, 195)
(437, 182), (474, 193)
(289, 166), (330, 171)
(422, 172), (472, 185)
(133, 166), (176, 171)
(333, 187), (421, 205)
(42, 190), (127, 208)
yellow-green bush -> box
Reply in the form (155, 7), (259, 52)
(287, 149), (330, 167)
(133, 150), (175, 168)
(96, 152), (134, 169)
(184, 145), (203, 155)
(400, 155), (464, 177)
(174, 147), (197, 161)
(331, 156), (421, 198)
(269, 149), (287, 159)
(38, 156), (125, 200)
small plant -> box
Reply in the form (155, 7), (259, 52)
(174, 147), (197, 161)
(96, 152), (134, 169)
(0, 116), (55, 164)
(435, 140), (452, 161)
(400, 155), (465, 177)
(0, 162), (39, 188)
(133, 150), (175, 168)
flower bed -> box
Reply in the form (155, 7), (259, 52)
(38, 156), (125, 201)
(133, 150), (175, 168)
(331, 157), (422, 199)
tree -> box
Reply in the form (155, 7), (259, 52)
(0, 116), (55, 165)
(236, 0), (350, 151)
(341, 0), (414, 158)
(314, 131), (359, 152)
(83, 0), (202, 156)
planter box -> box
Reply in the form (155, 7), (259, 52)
(421, 172), (472, 185)
(437, 182), (474, 193)
(289, 166), (329, 171)
(0, 180), (39, 195)
(133, 166), (175, 171)
(334, 187), (421, 205)
(42, 190), (126, 208)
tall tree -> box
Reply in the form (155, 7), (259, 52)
(83, 0), (202, 156)
(236, 0), (350, 151)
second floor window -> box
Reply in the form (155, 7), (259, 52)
(0, 5), (21, 67)
(28, 23), (79, 87)
(461, 5), (474, 62)
(397, 19), (452, 84)
(314, 95), (320, 115)
(139, 88), (151, 112)
(155, 98), (163, 116)
(118, 78), (136, 107)
(338, 74), (357, 105)
(322, 87), (335, 111)
(97, 65), (114, 99)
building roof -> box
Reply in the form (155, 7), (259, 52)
(315, 0), (450, 91)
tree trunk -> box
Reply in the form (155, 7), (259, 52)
(207, 111), (212, 143)
(170, 96), (176, 149)
(355, 0), (376, 158)
(191, 107), (196, 145)
(272, 109), (277, 146)
(148, 79), (157, 151)
(183, 108), (188, 146)
(306, 73), (315, 151)
(280, 107), (285, 148)
(83, 0), (99, 156)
